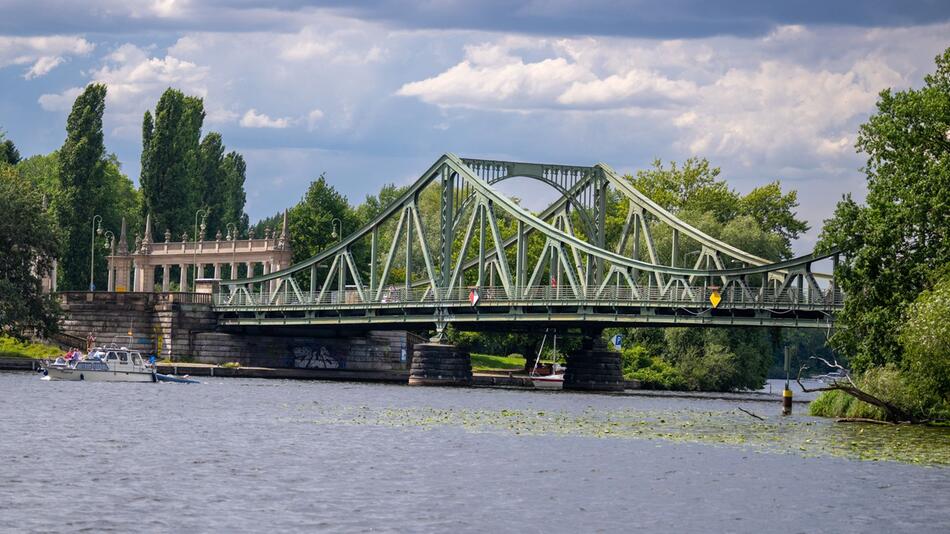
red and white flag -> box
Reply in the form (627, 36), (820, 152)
(469, 288), (480, 306)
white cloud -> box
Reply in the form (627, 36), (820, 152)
(306, 108), (324, 130)
(240, 108), (293, 128)
(398, 41), (592, 109)
(24, 55), (65, 79)
(38, 43), (210, 133)
(0, 35), (93, 78)
(38, 86), (83, 111)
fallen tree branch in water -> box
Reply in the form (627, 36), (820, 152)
(737, 407), (765, 420)
(835, 417), (895, 425)
(796, 357), (914, 423)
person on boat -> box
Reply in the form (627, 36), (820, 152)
(64, 348), (76, 361)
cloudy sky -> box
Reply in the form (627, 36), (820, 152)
(2, 1), (948, 254)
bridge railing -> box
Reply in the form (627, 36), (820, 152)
(214, 284), (843, 310)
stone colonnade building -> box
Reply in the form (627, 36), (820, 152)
(106, 212), (292, 292)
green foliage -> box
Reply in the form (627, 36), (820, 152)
(900, 270), (950, 405)
(810, 365), (950, 421)
(289, 174), (356, 264)
(17, 151), (61, 200)
(140, 88), (206, 239)
(809, 389), (886, 420)
(820, 47), (950, 373)
(658, 328), (771, 391)
(0, 164), (60, 337)
(0, 336), (62, 359)
(628, 157), (807, 261)
(1, 135), (21, 165)
(631, 157), (738, 222)
(20, 150), (140, 291)
(620, 345), (685, 390)
(219, 151), (249, 235)
(55, 83), (107, 290)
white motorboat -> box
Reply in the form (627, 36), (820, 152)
(43, 347), (156, 382)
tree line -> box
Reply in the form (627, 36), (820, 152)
(2, 84), (249, 300)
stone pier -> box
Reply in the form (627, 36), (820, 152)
(57, 292), (417, 374)
(564, 331), (624, 391)
(408, 343), (472, 386)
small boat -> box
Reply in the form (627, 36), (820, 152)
(530, 372), (564, 390)
(43, 347), (156, 382)
(529, 330), (564, 390)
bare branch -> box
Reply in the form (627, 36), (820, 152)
(737, 407), (765, 421)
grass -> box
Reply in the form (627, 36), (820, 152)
(0, 336), (62, 359)
(470, 353), (526, 371)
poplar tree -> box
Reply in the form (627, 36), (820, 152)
(140, 88), (205, 239)
(197, 132), (226, 235)
(56, 83), (107, 290)
(219, 151), (248, 235)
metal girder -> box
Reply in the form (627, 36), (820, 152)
(214, 153), (842, 330)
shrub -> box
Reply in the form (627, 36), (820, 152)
(621, 345), (685, 390)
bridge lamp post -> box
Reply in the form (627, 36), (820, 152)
(101, 230), (115, 291)
(193, 208), (209, 289)
(330, 218), (342, 241)
(226, 222), (237, 279)
(90, 215), (103, 291)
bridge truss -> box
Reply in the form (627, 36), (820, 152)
(213, 154), (842, 332)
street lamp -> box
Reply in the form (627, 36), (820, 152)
(331, 217), (342, 241)
(101, 230), (115, 291)
(226, 222), (237, 279)
(90, 215), (103, 291)
(192, 208), (210, 289)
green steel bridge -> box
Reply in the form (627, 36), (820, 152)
(213, 154), (842, 334)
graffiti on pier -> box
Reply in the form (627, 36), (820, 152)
(293, 346), (342, 369)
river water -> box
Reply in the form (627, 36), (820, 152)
(1, 372), (948, 533)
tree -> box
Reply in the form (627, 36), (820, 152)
(0, 163), (60, 337)
(739, 182), (808, 257)
(0, 132), (21, 165)
(900, 270), (950, 415)
(819, 47), (950, 373)
(219, 151), (248, 235)
(617, 156), (809, 391)
(140, 88), (205, 239)
(288, 174), (355, 263)
(56, 83), (107, 290)
(16, 151), (60, 198)
(197, 132), (226, 235)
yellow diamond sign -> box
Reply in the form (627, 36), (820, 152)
(709, 290), (722, 308)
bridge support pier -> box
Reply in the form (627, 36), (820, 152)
(408, 343), (472, 387)
(564, 332), (624, 392)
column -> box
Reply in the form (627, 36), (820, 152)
(162, 265), (170, 292)
(229, 262), (237, 280)
(179, 263), (188, 291)
(263, 262), (271, 295)
(107, 265), (115, 292)
(143, 265), (155, 292)
(246, 261), (254, 279)
(213, 263), (221, 280)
